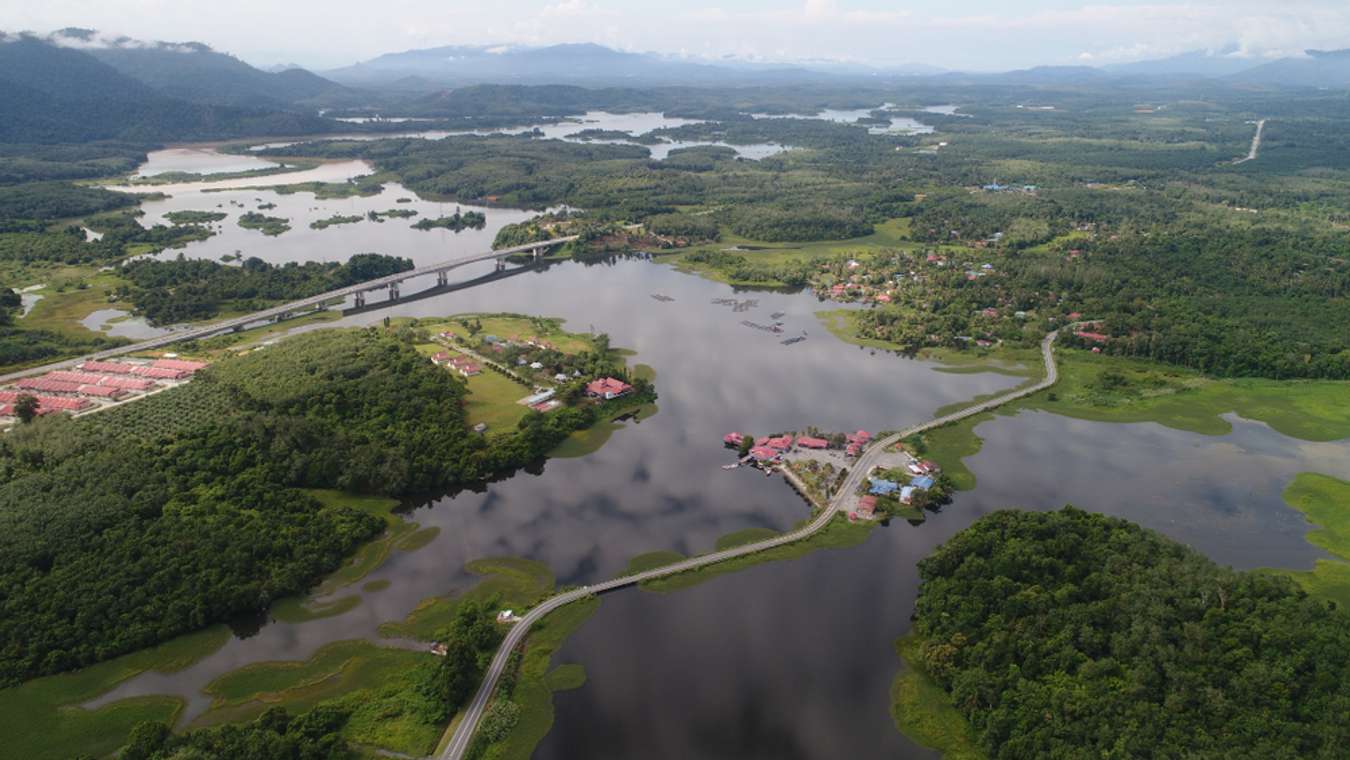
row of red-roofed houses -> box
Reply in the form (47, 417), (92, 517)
(1, 357), (207, 420)
(724, 429), (873, 459)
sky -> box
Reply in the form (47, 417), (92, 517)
(2, 0), (1348, 71)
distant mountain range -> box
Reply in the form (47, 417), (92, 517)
(0, 32), (336, 143)
(43, 28), (354, 108)
(322, 42), (946, 87)
(321, 40), (1350, 90)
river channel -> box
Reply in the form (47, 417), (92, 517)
(87, 147), (1350, 758)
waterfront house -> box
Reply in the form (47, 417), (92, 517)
(586, 377), (633, 400)
(724, 432), (746, 446)
(911, 475), (935, 490)
(797, 436), (829, 449)
(764, 434), (794, 452)
(858, 495), (878, 518)
(900, 486), (916, 504)
(749, 446), (779, 462)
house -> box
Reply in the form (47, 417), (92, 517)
(920, 460), (941, 474)
(554, 372), (570, 382)
(749, 446), (779, 462)
(858, 495), (878, 518)
(586, 377), (633, 400)
(900, 486), (916, 504)
(797, 436), (829, 449)
(473, 423), (488, 433)
(875, 293), (892, 303)
(431, 351), (453, 366)
(830, 283), (848, 297)
(845, 430), (872, 447)
(869, 479), (900, 496)
(1075, 331), (1110, 343)
(911, 475), (935, 490)
(152, 358), (207, 373)
(449, 356), (481, 377)
(764, 434), (794, 452)
(519, 388), (556, 406)
(846, 442), (862, 457)
(723, 432), (745, 447)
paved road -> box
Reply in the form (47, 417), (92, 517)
(437, 330), (1061, 760)
(1236, 119), (1266, 164)
(0, 236), (579, 385)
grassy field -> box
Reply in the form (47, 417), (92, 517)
(17, 266), (129, 339)
(1274, 473), (1350, 609)
(193, 639), (442, 755)
(668, 218), (915, 288)
(379, 557), (556, 641)
(464, 368), (531, 432)
(425, 314), (596, 354)
(0, 625), (230, 760)
(890, 635), (988, 760)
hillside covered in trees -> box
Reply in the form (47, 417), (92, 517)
(0, 328), (606, 685)
(910, 508), (1350, 759)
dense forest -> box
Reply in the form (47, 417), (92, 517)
(911, 508), (1350, 759)
(118, 707), (355, 760)
(118, 253), (414, 323)
(0, 328), (628, 685)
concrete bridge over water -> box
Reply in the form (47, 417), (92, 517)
(0, 236), (578, 384)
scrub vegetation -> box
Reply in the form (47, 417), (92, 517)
(1277, 473), (1350, 609)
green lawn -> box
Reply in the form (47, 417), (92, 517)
(890, 635), (988, 760)
(464, 369), (531, 432)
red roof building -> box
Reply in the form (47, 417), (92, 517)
(797, 436), (829, 449)
(16, 378), (83, 394)
(431, 351), (453, 365)
(77, 384), (125, 399)
(858, 495), (878, 517)
(152, 358), (208, 373)
(1075, 331), (1110, 343)
(764, 435), (794, 452)
(749, 446), (779, 462)
(131, 366), (188, 380)
(723, 432), (745, 446)
(80, 361), (136, 374)
(586, 377), (633, 400)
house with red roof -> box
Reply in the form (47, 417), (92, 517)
(797, 436), (829, 449)
(724, 432), (745, 447)
(764, 434), (794, 452)
(858, 495), (878, 518)
(749, 446), (779, 462)
(586, 377), (633, 400)
(1075, 331), (1110, 343)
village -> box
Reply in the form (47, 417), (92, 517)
(0, 355), (208, 424)
(721, 427), (949, 523)
(422, 316), (643, 433)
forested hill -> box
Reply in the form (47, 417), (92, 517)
(0, 328), (604, 685)
(0, 35), (335, 143)
(911, 508), (1350, 759)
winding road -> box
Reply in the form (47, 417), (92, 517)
(437, 330), (1062, 760)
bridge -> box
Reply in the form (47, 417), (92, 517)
(437, 330), (1062, 760)
(0, 236), (578, 384)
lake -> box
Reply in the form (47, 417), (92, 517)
(81, 148), (1350, 758)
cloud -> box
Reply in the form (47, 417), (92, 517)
(542, 0), (591, 17)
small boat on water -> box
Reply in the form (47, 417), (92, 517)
(721, 463), (740, 470)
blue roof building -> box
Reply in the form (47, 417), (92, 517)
(869, 479), (900, 496)
(911, 475), (935, 490)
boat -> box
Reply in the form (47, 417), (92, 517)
(721, 463), (740, 470)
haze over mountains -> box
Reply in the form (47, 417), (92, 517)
(1, 26), (1348, 144)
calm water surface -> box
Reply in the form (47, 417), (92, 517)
(82, 151), (1350, 758)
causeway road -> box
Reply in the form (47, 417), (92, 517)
(438, 330), (1062, 760)
(1236, 119), (1266, 164)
